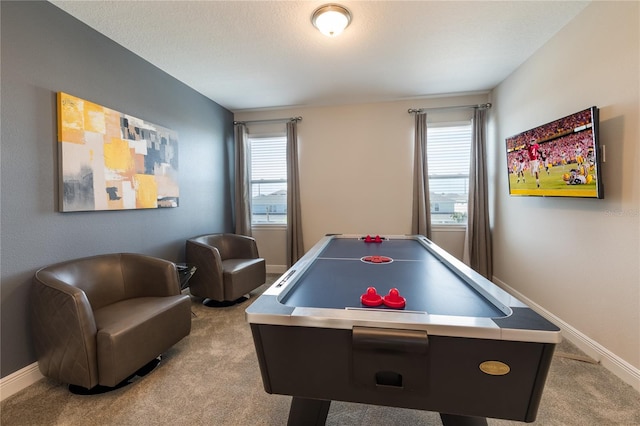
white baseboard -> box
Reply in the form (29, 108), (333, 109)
(0, 362), (43, 402)
(266, 264), (287, 274)
(492, 276), (640, 392)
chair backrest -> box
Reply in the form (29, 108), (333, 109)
(35, 254), (126, 310)
(190, 234), (256, 260)
(191, 234), (230, 260)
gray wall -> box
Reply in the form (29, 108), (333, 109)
(1, 1), (234, 378)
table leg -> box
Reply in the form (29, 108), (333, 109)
(440, 413), (488, 426)
(287, 397), (331, 426)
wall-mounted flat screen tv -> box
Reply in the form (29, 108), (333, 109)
(505, 106), (603, 198)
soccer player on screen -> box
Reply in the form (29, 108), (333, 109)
(526, 139), (542, 188)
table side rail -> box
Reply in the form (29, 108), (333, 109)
(262, 235), (334, 298)
(413, 236), (524, 314)
(247, 300), (561, 344)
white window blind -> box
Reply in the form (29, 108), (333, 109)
(249, 136), (287, 225)
(427, 123), (472, 224)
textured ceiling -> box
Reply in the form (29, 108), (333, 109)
(50, 1), (590, 112)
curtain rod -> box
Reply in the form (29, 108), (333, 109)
(233, 116), (302, 125)
(408, 103), (492, 114)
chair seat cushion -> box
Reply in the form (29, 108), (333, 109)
(221, 258), (266, 301)
(93, 295), (191, 387)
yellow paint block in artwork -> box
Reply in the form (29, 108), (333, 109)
(83, 100), (106, 134)
(134, 174), (157, 208)
(58, 92), (85, 144)
(104, 109), (121, 139)
(104, 138), (134, 172)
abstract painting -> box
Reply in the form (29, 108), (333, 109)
(57, 92), (179, 211)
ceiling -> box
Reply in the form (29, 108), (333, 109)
(50, 1), (590, 112)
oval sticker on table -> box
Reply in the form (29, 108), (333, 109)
(479, 361), (511, 376)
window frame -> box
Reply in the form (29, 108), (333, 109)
(248, 135), (288, 228)
(426, 120), (472, 228)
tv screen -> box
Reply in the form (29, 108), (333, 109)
(505, 106), (603, 198)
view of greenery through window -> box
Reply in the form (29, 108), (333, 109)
(427, 123), (472, 225)
(250, 137), (287, 225)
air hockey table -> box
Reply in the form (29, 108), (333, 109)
(246, 234), (561, 426)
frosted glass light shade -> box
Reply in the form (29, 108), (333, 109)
(312, 4), (352, 37)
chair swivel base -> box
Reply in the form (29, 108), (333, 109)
(202, 295), (248, 308)
(68, 356), (162, 395)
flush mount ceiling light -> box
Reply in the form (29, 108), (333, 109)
(311, 4), (352, 37)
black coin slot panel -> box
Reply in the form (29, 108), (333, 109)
(375, 370), (403, 388)
(352, 326), (429, 394)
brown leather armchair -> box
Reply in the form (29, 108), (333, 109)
(31, 253), (191, 393)
(186, 234), (266, 306)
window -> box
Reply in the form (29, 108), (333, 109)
(249, 136), (287, 225)
(427, 123), (472, 225)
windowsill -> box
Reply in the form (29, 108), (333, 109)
(252, 224), (287, 231)
(432, 224), (467, 232)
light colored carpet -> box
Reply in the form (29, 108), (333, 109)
(2, 275), (639, 425)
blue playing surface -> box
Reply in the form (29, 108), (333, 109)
(280, 238), (505, 317)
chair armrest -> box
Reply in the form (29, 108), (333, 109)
(225, 234), (260, 259)
(186, 239), (225, 299)
(31, 271), (99, 389)
(120, 253), (181, 297)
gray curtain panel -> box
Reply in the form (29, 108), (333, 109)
(286, 120), (304, 267)
(234, 123), (252, 237)
(464, 108), (493, 279)
(411, 112), (432, 239)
